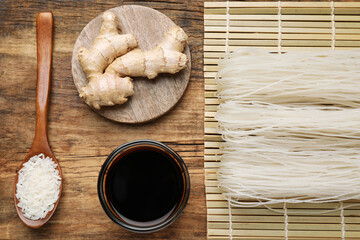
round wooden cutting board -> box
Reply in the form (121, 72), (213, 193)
(71, 5), (191, 123)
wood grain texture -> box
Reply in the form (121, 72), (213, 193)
(0, 0), (204, 239)
(72, 5), (191, 123)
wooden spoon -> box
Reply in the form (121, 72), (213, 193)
(14, 12), (63, 229)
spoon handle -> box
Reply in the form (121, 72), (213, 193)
(34, 12), (53, 145)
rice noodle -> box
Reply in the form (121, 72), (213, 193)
(215, 48), (360, 207)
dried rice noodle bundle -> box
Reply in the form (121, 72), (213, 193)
(215, 48), (360, 207)
(217, 48), (360, 108)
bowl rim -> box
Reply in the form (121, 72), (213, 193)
(97, 139), (190, 233)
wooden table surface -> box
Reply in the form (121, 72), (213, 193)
(0, 0), (205, 239)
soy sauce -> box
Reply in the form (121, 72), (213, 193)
(105, 149), (184, 224)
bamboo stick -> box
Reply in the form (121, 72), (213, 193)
(208, 237), (344, 240)
(208, 222), (285, 230)
(205, 20), (279, 27)
(204, 46), (355, 52)
(205, 8), (360, 15)
(205, 117), (218, 122)
(205, 161), (220, 168)
(205, 122), (218, 128)
(205, 14), (329, 21)
(206, 201), (360, 209)
(205, 26), (333, 33)
(205, 39), (336, 47)
(204, 79), (216, 85)
(207, 187), (223, 194)
(204, 39), (277, 46)
(336, 41), (360, 47)
(205, 111), (216, 117)
(205, 20), (333, 28)
(208, 229), (351, 238)
(206, 174), (218, 180)
(207, 222), (360, 231)
(205, 2), (360, 8)
(204, 58), (220, 64)
(205, 99), (220, 105)
(204, 65), (220, 71)
(205, 33), (360, 40)
(205, 2), (339, 8)
(205, 182), (219, 189)
(207, 207), (358, 217)
(208, 229), (285, 237)
(205, 141), (221, 148)
(205, 91), (217, 98)
(205, 148), (219, 154)
(204, 134), (222, 142)
(204, 155), (218, 161)
(208, 214), (360, 225)
(204, 48), (356, 59)
(193, 40), (356, 48)
(201, 215), (265, 224)
(205, 8), (336, 15)
(205, 105), (217, 111)
(204, 21), (360, 30)
(205, 83), (217, 89)
(204, 14), (360, 22)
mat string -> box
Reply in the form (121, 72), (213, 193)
(228, 200), (233, 240)
(277, 0), (282, 54)
(283, 202), (289, 240)
(226, 2), (231, 238)
(331, 0), (336, 50)
(225, 0), (230, 54)
(340, 202), (346, 240)
(334, 1), (342, 238)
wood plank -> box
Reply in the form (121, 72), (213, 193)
(0, 0), (206, 239)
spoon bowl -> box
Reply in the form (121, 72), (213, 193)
(14, 148), (62, 228)
(14, 12), (63, 228)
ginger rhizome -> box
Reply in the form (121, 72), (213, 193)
(106, 26), (188, 79)
(78, 11), (138, 109)
(78, 11), (189, 109)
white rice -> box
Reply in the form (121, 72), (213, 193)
(16, 153), (61, 220)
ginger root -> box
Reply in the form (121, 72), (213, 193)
(78, 11), (138, 109)
(106, 26), (188, 79)
(78, 11), (188, 109)
(78, 11), (138, 83)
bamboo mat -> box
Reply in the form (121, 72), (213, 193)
(204, 2), (360, 239)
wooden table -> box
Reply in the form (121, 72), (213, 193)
(0, 1), (206, 239)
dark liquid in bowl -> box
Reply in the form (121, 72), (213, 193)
(105, 149), (184, 224)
